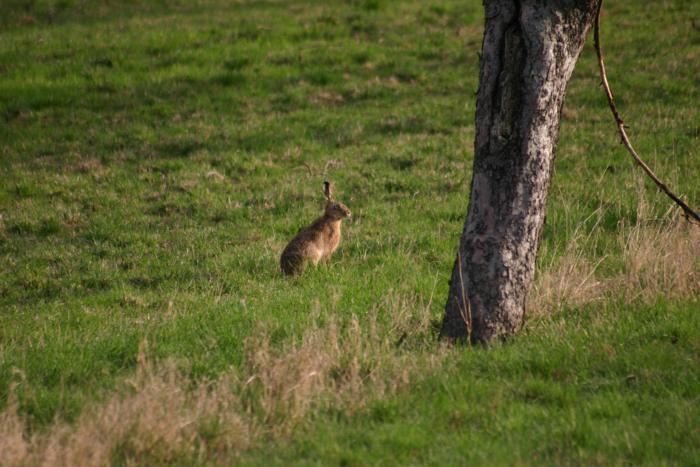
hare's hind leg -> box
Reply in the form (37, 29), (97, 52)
(280, 251), (303, 276)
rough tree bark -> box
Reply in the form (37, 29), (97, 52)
(441, 0), (599, 343)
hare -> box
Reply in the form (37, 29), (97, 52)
(280, 181), (352, 276)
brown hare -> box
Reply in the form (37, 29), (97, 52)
(280, 181), (351, 276)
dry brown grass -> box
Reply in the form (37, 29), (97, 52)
(530, 211), (607, 316)
(1, 346), (253, 466)
(618, 212), (700, 302)
(0, 294), (447, 466)
(530, 203), (700, 317)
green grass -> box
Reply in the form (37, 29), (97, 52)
(1, 0), (699, 464)
(242, 300), (700, 465)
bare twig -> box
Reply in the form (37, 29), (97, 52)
(297, 162), (313, 177)
(456, 251), (472, 343)
(322, 159), (340, 177)
(594, 0), (700, 225)
(297, 160), (341, 179)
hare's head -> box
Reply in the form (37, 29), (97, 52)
(323, 181), (352, 220)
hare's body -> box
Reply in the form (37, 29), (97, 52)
(280, 215), (343, 275)
(280, 182), (351, 276)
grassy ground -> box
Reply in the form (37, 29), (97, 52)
(1, 0), (699, 464)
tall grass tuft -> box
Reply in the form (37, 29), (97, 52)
(530, 197), (700, 316)
(619, 212), (700, 303)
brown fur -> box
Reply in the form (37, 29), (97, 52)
(280, 182), (351, 276)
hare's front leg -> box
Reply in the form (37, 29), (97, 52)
(322, 251), (334, 263)
(307, 247), (323, 266)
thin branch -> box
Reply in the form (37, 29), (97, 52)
(456, 250), (472, 343)
(322, 159), (340, 177)
(594, 0), (700, 225)
(297, 162), (313, 177)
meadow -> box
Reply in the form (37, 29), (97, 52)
(1, 0), (699, 464)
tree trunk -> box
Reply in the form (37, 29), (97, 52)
(441, 0), (599, 343)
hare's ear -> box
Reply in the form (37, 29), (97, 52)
(323, 181), (333, 201)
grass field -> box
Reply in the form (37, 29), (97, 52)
(1, 0), (699, 464)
